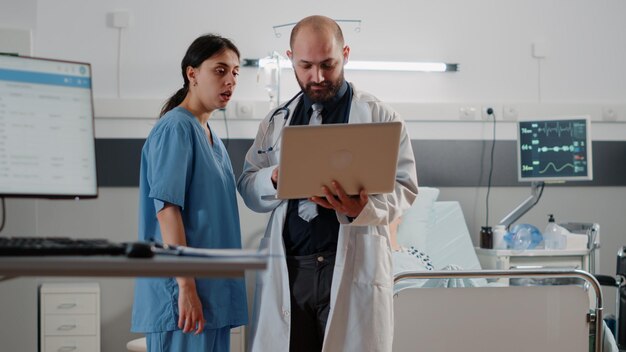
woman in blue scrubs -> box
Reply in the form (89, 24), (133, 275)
(131, 34), (247, 351)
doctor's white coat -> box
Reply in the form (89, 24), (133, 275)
(237, 83), (418, 352)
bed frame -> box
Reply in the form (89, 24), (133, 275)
(393, 269), (603, 352)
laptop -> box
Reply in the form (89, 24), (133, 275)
(276, 121), (402, 199)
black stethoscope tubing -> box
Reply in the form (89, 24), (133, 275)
(257, 91), (304, 154)
(257, 87), (352, 155)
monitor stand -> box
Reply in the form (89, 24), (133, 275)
(498, 181), (545, 230)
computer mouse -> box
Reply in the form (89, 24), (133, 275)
(125, 242), (154, 258)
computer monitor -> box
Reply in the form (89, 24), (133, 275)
(517, 116), (593, 183)
(0, 55), (97, 198)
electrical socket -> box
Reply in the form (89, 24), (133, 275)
(602, 106), (618, 121)
(503, 105), (519, 121)
(481, 106), (495, 120)
(236, 101), (254, 118)
(459, 107), (477, 120)
(109, 10), (131, 28)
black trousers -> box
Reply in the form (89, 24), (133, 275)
(286, 251), (336, 352)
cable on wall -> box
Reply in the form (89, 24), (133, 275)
(484, 108), (496, 228)
(531, 41), (547, 103)
(537, 59), (542, 103)
(116, 27), (123, 98)
(0, 198), (5, 233)
(109, 10), (131, 98)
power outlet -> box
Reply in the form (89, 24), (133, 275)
(602, 106), (618, 121)
(459, 107), (477, 120)
(109, 11), (131, 28)
(503, 105), (519, 121)
(481, 106), (495, 120)
(236, 101), (254, 118)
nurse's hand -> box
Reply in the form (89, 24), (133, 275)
(311, 180), (368, 218)
(177, 278), (205, 335)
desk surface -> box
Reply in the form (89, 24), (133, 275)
(0, 254), (267, 279)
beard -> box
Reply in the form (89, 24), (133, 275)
(295, 70), (345, 103)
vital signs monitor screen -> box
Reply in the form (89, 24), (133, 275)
(517, 117), (593, 182)
(0, 55), (97, 198)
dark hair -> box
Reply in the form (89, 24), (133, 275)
(160, 34), (240, 117)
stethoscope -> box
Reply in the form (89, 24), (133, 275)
(257, 85), (353, 155)
(257, 91), (304, 154)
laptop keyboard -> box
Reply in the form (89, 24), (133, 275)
(0, 236), (128, 256)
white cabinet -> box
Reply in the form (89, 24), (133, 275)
(230, 326), (245, 352)
(39, 283), (100, 352)
(475, 248), (590, 285)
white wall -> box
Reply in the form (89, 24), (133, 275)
(27, 0), (626, 105)
(1, 1), (626, 351)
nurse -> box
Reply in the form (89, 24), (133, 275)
(131, 34), (247, 352)
(238, 15), (418, 352)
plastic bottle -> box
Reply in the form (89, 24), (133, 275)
(504, 224), (543, 251)
(493, 225), (508, 249)
(544, 214), (568, 250)
(512, 227), (532, 251)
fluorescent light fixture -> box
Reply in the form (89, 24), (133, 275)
(346, 61), (452, 72)
(243, 58), (458, 72)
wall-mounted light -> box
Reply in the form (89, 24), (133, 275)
(242, 57), (458, 72)
(346, 61), (457, 72)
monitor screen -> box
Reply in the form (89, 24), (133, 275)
(517, 117), (593, 182)
(0, 55), (97, 198)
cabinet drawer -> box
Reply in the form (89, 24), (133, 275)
(44, 294), (97, 315)
(44, 315), (97, 336)
(44, 336), (97, 352)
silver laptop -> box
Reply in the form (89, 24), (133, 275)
(276, 122), (402, 199)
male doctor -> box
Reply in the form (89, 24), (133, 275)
(237, 15), (418, 352)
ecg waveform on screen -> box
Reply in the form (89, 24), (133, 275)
(531, 120), (587, 139)
(518, 118), (590, 181)
(538, 162), (575, 174)
(538, 122), (573, 137)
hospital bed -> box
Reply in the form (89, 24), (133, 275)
(393, 269), (604, 352)
(596, 246), (626, 350)
(392, 187), (620, 352)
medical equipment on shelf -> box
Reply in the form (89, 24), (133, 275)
(503, 223), (542, 250)
(499, 117), (593, 231)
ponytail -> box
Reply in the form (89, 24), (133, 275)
(160, 86), (188, 118)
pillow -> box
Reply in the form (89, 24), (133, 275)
(396, 187), (440, 250)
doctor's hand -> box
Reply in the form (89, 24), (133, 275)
(177, 278), (205, 335)
(311, 180), (368, 218)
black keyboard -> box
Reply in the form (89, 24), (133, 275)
(0, 236), (129, 256)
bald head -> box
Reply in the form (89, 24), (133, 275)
(289, 15), (345, 50)
(287, 15), (350, 103)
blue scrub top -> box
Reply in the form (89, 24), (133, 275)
(131, 107), (248, 333)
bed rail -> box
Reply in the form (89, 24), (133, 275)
(394, 268), (603, 352)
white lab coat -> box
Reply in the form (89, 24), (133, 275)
(237, 83), (418, 352)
